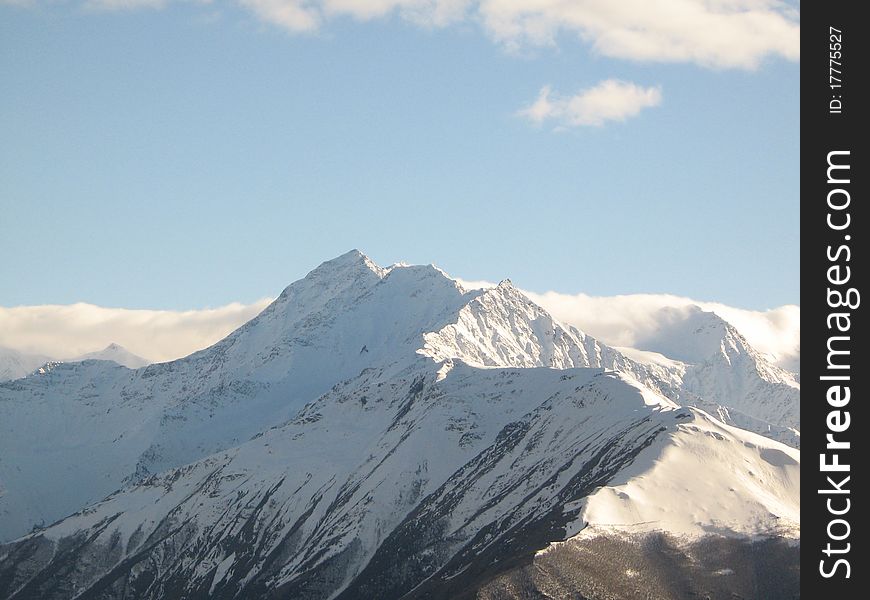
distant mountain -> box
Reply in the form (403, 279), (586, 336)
(0, 343), (150, 383)
(618, 306), (800, 443)
(0, 347), (52, 382)
(0, 251), (800, 599)
(68, 343), (151, 369)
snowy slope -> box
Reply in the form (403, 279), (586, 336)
(0, 250), (802, 599)
(0, 251), (799, 546)
(577, 408), (799, 538)
(0, 363), (799, 600)
(0, 347), (51, 382)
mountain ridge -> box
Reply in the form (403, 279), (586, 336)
(0, 251), (800, 600)
(0, 360), (798, 599)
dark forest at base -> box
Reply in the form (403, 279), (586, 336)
(477, 534), (799, 600)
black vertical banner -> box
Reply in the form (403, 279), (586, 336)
(804, 1), (866, 596)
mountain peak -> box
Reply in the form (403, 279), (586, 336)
(332, 248), (370, 264)
(630, 305), (735, 364)
(70, 344), (151, 369)
(309, 249), (385, 277)
(273, 250), (386, 304)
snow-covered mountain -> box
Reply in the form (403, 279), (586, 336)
(618, 306), (800, 444)
(579, 408), (799, 538)
(0, 347), (52, 382)
(0, 343), (150, 383)
(67, 343), (151, 369)
(0, 251), (800, 599)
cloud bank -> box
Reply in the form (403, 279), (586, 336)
(518, 80), (662, 128)
(15, 0), (799, 69)
(0, 300), (273, 364)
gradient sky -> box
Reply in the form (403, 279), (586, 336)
(0, 2), (799, 311)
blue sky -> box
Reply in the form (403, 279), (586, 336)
(0, 1), (799, 311)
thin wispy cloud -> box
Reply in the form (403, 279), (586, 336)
(16, 0), (799, 70)
(84, 0), (168, 9)
(478, 0), (800, 68)
(518, 80), (662, 128)
(320, 0), (471, 25)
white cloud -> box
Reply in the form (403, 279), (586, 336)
(454, 278), (498, 291)
(321, 0), (471, 26)
(518, 80), (662, 128)
(0, 300), (272, 363)
(239, 0), (321, 32)
(478, 0), (799, 68)
(59, 0), (798, 70)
